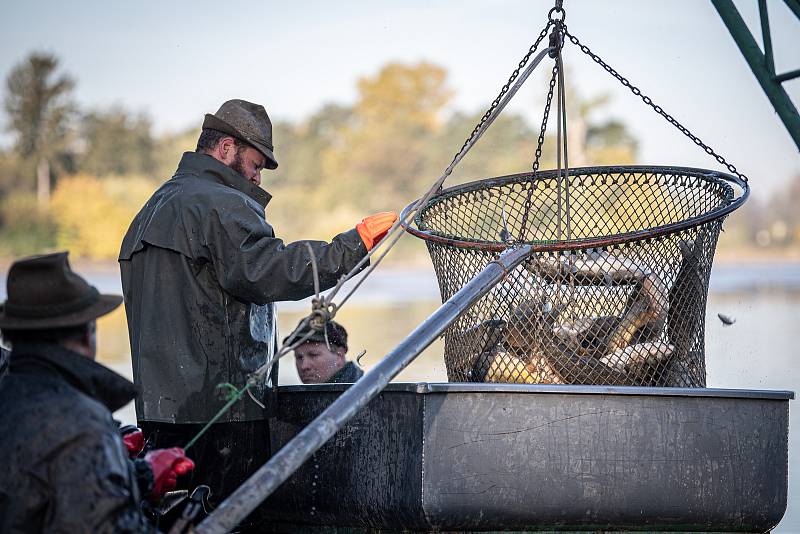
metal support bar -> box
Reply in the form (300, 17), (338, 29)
(784, 0), (800, 19)
(758, 0), (774, 75)
(775, 68), (800, 83)
(711, 0), (800, 151)
(194, 245), (536, 534)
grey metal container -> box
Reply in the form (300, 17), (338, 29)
(261, 383), (791, 532)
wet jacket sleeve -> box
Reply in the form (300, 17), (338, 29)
(202, 198), (368, 304)
(48, 431), (155, 533)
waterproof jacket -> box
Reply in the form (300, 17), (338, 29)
(0, 346), (8, 379)
(0, 343), (152, 533)
(119, 152), (368, 424)
(328, 361), (364, 384)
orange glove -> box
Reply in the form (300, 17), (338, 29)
(356, 212), (398, 251)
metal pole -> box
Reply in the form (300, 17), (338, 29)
(194, 245), (535, 534)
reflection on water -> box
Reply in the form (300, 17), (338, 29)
(1, 264), (798, 531)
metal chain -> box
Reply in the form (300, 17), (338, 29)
(519, 64), (559, 239)
(564, 28), (748, 184)
(446, 20), (554, 178)
(532, 65), (559, 174)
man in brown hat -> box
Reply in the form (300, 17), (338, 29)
(0, 252), (195, 532)
(119, 99), (397, 507)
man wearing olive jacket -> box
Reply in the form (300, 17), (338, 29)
(119, 99), (396, 509)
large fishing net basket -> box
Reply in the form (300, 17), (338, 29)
(405, 165), (748, 387)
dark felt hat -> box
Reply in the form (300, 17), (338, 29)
(0, 252), (122, 330)
(202, 99), (279, 170)
(284, 319), (348, 351)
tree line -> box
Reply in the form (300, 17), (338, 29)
(2, 51), (793, 261)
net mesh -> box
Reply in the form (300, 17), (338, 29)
(411, 166), (745, 387)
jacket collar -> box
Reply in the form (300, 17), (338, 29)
(9, 343), (139, 413)
(327, 361), (364, 384)
(176, 151), (273, 209)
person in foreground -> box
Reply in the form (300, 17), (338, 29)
(0, 252), (194, 533)
(291, 319), (364, 384)
(118, 99), (397, 508)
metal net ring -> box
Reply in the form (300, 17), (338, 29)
(403, 165), (748, 388)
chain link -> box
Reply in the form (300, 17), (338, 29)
(448, 21), (554, 173)
(564, 29), (748, 184)
(532, 65), (559, 173)
(519, 64), (559, 240)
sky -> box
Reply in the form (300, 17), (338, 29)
(1, 0), (798, 198)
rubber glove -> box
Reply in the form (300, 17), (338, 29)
(356, 211), (399, 251)
(120, 425), (145, 458)
(145, 447), (195, 501)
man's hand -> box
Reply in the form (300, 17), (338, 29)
(119, 425), (145, 458)
(145, 447), (195, 501)
(356, 212), (399, 251)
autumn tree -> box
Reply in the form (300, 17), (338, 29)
(326, 62), (453, 208)
(4, 52), (75, 206)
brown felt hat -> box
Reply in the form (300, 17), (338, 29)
(0, 252), (122, 330)
(202, 99), (279, 170)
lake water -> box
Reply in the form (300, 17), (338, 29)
(1, 262), (798, 531)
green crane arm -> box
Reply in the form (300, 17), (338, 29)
(711, 0), (800, 151)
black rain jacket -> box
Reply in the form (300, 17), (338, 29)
(327, 361), (364, 383)
(119, 152), (367, 423)
(0, 343), (153, 533)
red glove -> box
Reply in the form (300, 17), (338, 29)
(120, 427), (145, 458)
(356, 212), (398, 251)
(145, 447), (195, 501)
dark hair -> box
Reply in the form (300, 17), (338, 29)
(196, 128), (245, 154)
(284, 320), (348, 351)
(1, 323), (91, 347)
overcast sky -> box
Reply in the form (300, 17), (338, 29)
(1, 0), (798, 197)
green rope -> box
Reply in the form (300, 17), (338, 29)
(184, 382), (253, 451)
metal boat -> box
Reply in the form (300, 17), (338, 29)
(260, 383), (792, 532)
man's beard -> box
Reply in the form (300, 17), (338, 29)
(230, 147), (248, 178)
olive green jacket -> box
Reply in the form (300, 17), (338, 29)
(119, 152), (367, 423)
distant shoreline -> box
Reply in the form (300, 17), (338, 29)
(2, 248), (800, 273)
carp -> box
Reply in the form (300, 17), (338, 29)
(506, 250), (671, 385)
(663, 232), (706, 386)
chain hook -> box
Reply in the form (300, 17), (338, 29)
(548, 22), (565, 58)
(548, 0), (566, 24)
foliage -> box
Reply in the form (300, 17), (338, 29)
(78, 108), (157, 176)
(150, 126), (198, 180)
(325, 62), (453, 209)
(0, 53), (657, 260)
(49, 174), (157, 259)
(0, 191), (57, 256)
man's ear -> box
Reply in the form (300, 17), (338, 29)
(217, 137), (238, 161)
(336, 347), (347, 361)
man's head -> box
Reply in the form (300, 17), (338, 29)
(197, 99), (279, 186)
(0, 252), (121, 360)
(196, 130), (267, 186)
(289, 320), (349, 384)
(1, 322), (97, 359)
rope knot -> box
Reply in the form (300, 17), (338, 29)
(309, 297), (337, 331)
